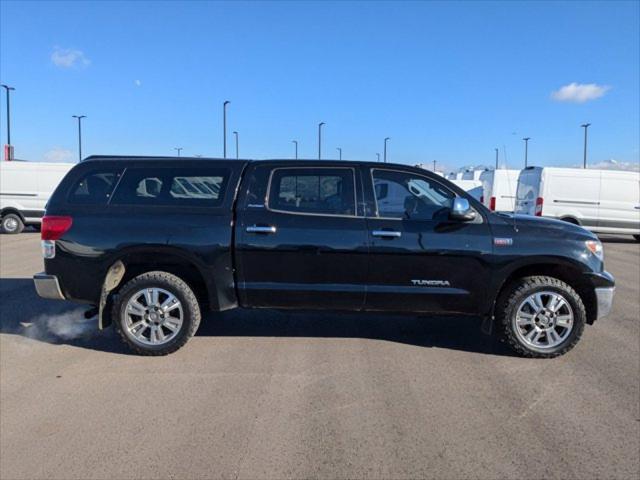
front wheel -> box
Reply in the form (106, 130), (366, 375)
(497, 276), (586, 358)
(112, 271), (201, 355)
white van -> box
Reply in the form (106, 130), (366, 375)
(0, 161), (74, 234)
(515, 166), (640, 239)
(479, 169), (520, 212)
(450, 179), (483, 200)
(461, 169), (484, 181)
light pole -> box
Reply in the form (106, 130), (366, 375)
(1, 84), (15, 149)
(523, 137), (531, 167)
(318, 122), (325, 160)
(376, 153), (380, 162)
(174, 147), (183, 157)
(336, 147), (342, 160)
(233, 131), (239, 159)
(433, 160), (437, 172)
(72, 115), (86, 162)
(292, 140), (298, 159)
(495, 148), (499, 169)
(223, 100), (230, 158)
(384, 137), (390, 162)
(581, 123), (591, 168)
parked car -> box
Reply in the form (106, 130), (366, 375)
(0, 160), (74, 234)
(34, 156), (615, 357)
(515, 167), (640, 240)
(479, 169), (520, 212)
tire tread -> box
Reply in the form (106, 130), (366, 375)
(497, 275), (586, 358)
(111, 271), (201, 356)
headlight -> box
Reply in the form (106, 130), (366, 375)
(585, 240), (604, 261)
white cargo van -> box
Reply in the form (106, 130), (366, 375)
(461, 169), (484, 181)
(515, 166), (640, 239)
(479, 169), (520, 212)
(0, 161), (74, 234)
(449, 179), (483, 200)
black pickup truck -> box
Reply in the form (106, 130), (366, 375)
(33, 156), (615, 357)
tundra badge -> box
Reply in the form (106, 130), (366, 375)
(411, 280), (451, 287)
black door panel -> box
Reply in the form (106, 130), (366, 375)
(235, 164), (368, 309)
(365, 217), (492, 313)
(364, 167), (493, 314)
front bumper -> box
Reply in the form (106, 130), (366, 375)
(595, 287), (615, 320)
(33, 273), (65, 300)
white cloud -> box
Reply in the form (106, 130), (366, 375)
(43, 147), (74, 163)
(51, 47), (90, 68)
(134, 79), (142, 87)
(551, 82), (610, 103)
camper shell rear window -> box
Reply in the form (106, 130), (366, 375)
(68, 169), (123, 205)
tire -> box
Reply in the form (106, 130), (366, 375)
(634, 235), (640, 242)
(1, 213), (24, 234)
(496, 276), (586, 358)
(112, 271), (201, 355)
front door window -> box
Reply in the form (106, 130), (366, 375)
(372, 169), (454, 220)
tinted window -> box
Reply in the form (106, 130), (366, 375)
(269, 168), (355, 216)
(69, 170), (122, 205)
(372, 169), (454, 220)
(110, 167), (228, 207)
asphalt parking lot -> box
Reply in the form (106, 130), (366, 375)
(1, 232), (638, 480)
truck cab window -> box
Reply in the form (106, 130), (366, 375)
(372, 169), (454, 220)
(269, 168), (356, 216)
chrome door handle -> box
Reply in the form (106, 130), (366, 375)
(246, 225), (277, 234)
(372, 230), (402, 238)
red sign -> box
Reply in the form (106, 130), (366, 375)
(4, 144), (14, 161)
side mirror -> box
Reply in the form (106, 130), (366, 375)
(450, 197), (476, 221)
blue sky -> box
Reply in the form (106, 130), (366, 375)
(1, 0), (638, 171)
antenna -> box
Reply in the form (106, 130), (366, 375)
(502, 144), (518, 232)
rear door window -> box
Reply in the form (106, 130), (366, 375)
(68, 170), (122, 205)
(110, 167), (229, 207)
(268, 168), (356, 216)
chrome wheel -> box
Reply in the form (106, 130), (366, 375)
(123, 287), (183, 346)
(514, 290), (574, 350)
(3, 217), (18, 232)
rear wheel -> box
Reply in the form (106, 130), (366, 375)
(112, 271), (201, 355)
(497, 276), (586, 358)
(1, 213), (24, 234)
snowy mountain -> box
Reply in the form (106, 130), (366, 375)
(582, 159), (640, 172)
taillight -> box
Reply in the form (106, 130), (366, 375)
(41, 216), (73, 240)
(535, 197), (544, 216)
(489, 196), (496, 211)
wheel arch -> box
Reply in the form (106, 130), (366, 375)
(490, 261), (597, 326)
(0, 207), (25, 221)
(559, 216), (581, 225)
(98, 246), (225, 328)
